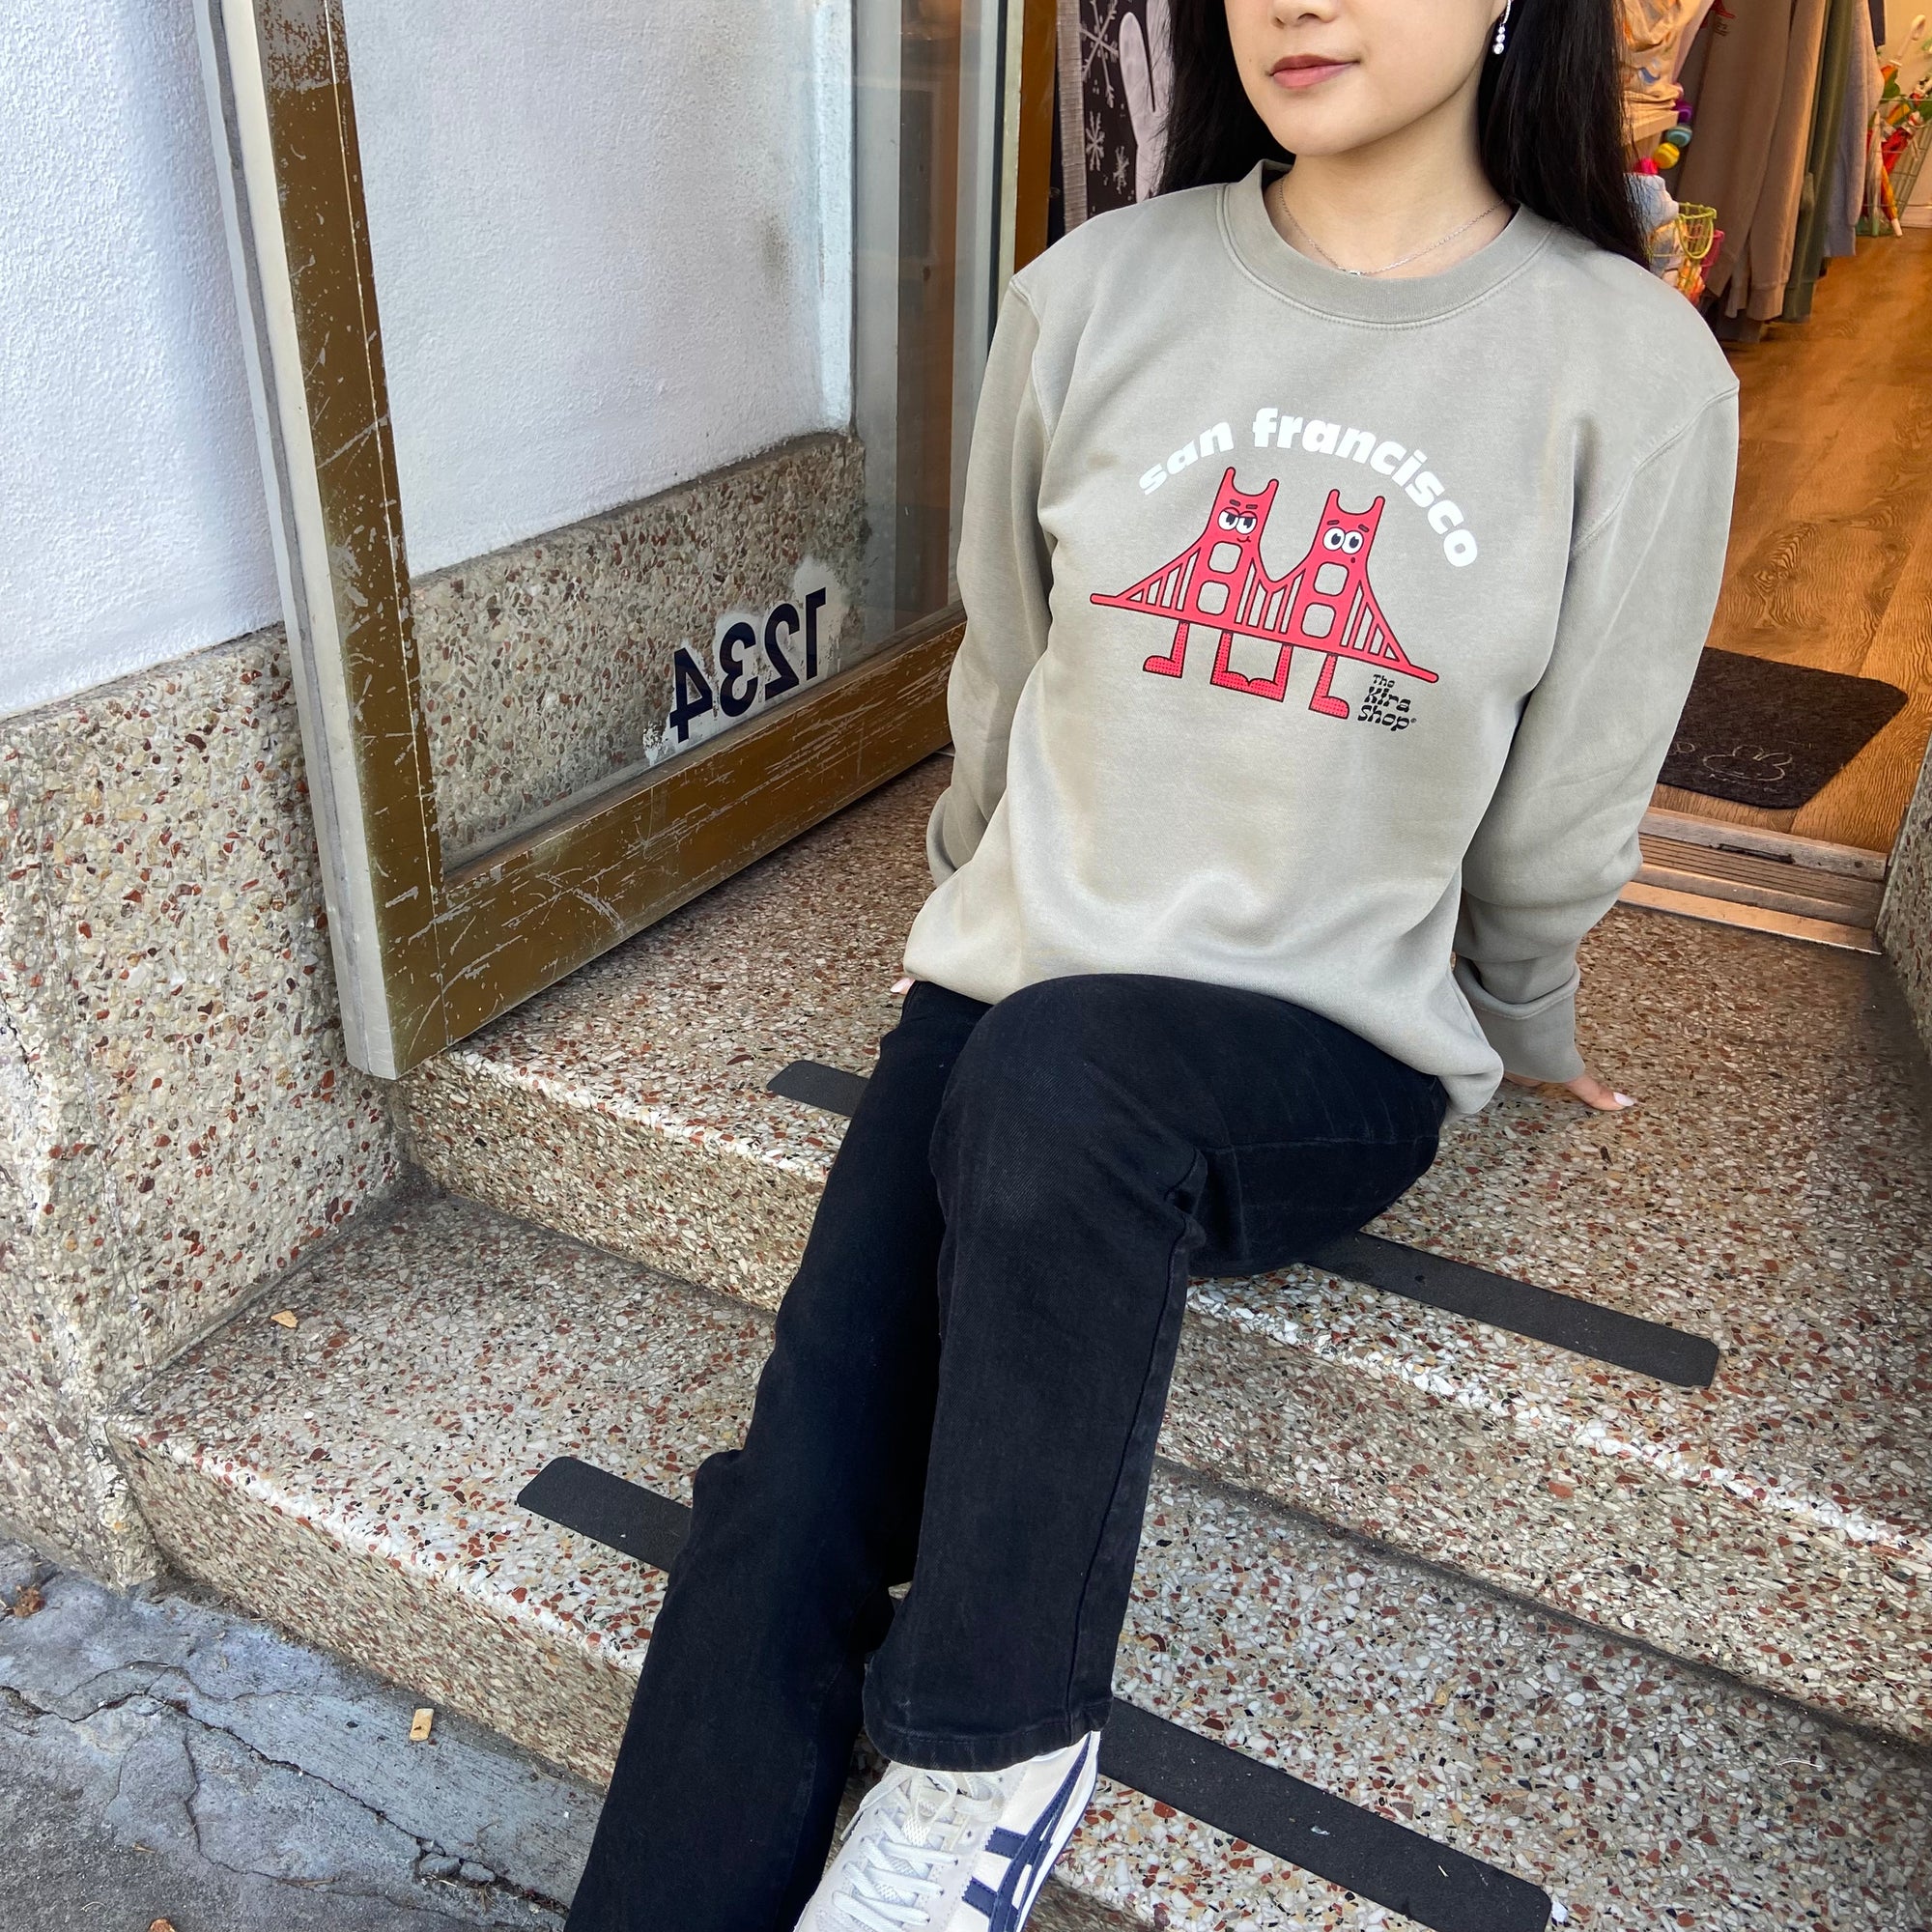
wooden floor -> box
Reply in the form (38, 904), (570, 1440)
(1653, 226), (1932, 854)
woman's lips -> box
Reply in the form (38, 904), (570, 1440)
(1269, 55), (1354, 90)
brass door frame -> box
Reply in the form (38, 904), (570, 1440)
(196, 0), (1055, 1079)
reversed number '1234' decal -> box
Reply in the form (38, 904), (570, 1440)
(670, 589), (830, 746)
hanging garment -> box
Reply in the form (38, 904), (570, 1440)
(1677, 0), (1833, 319)
(1826, 0), (1886, 252)
(1623, 0), (1721, 148)
(1785, 0), (1862, 316)
(1056, 0), (1087, 229)
(1055, 0), (1176, 229)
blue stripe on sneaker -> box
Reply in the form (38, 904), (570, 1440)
(963, 1877), (1000, 1918)
(984, 1828), (1027, 1858)
(975, 1747), (1093, 1932)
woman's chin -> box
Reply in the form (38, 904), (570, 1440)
(1258, 96), (1400, 158)
(1264, 119), (1386, 160)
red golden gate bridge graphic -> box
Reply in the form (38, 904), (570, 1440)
(1091, 469), (1437, 719)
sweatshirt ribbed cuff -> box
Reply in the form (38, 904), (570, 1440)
(1453, 959), (1585, 1085)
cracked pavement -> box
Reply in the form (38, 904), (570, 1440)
(0, 1540), (1125, 1932)
(0, 1539), (592, 1930)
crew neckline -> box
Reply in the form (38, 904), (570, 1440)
(1223, 161), (1554, 325)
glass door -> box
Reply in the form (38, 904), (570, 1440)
(195, 0), (1055, 1076)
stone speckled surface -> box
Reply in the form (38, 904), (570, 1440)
(110, 1195), (1932, 1930)
(412, 432), (867, 862)
(1881, 741), (1932, 1065)
(402, 765), (917, 1307)
(115, 1197), (763, 1791)
(0, 633), (402, 1577)
(404, 757), (1932, 1743)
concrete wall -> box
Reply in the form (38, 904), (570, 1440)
(0, 0), (280, 720)
(344, 0), (853, 577)
(2, 0), (854, 715)
(0, 635), (402, 1579)
(414, 434), (866, 860)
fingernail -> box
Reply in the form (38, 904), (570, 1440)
(891, 976), (913, 994)
(1613, 1093), (1636, 1109)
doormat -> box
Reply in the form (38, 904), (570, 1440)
(1660, 648), (1907, 810)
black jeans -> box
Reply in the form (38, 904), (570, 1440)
(565, 974), (1446, 1932)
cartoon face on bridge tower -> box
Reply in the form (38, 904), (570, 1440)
(1285, 492), (1385, 649)
(1196, 471), (1279, 614)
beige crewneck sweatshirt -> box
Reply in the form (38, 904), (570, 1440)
(902, 164), (1739, 1115)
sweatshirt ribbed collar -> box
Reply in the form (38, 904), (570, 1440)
(1223, 161), (1555, 326)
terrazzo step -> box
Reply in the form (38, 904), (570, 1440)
(110, 1195), (1932, 1930)
(399, 758), (1932, 1747)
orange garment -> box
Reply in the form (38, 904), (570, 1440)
(1622, 0), (1720, 148)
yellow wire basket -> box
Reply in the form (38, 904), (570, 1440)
(1676, 203), (1718, 263)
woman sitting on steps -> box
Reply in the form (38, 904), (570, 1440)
(566, 1), (1738, 1926)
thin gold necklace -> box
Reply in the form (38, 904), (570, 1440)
(1272, 177), (1506, 277)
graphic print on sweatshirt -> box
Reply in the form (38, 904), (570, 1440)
(1091, 469), (1437, 724)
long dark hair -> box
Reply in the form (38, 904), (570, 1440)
(1159, 0), (1649, 268)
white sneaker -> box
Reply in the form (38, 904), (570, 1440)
(798, 1731), (1100, 1932)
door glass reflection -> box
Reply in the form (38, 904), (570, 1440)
(337, 0), (1001, 864)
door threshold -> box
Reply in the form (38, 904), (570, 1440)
(1635, 834), (1883, 922)
(1618, 878), (1880, 952)
(1631, 810), (1886, 952)
(1639, 807), (1887, 879)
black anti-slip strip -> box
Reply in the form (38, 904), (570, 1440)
(1096, 1702), (1546, 1932)
(767, 1059), (873, 1118)
(1304, 1232), (1720, 1390)
(518, 1457), (693, 1568)
(518, 1456), (1551, 1932)
(769, 1059), (1720, 1389)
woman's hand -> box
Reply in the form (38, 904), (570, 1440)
(1502, 1069), (1635, 1112)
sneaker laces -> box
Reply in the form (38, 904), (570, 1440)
(822, 1765), (1009, 1932)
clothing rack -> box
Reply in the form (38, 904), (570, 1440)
(1659, 0), (1921, 337)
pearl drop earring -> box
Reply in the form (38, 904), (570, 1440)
(1492, 1), (1512, 54)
